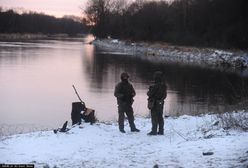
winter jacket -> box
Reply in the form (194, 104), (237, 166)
(114, 81), (136, 105)
(147, 82), (167, 101)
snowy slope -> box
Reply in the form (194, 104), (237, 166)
(0, 114), (248, 168)
(93, 39), (248, 70)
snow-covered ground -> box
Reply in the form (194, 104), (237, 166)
(93, 39), (248, 70)
(1, 113), (248, 168)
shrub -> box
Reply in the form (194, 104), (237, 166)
(217, 111), (248, 131)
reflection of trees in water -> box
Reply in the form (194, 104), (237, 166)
(82, 47), (248, 114)
(82, 48), (143, 91)
(143, 62), (248, 114)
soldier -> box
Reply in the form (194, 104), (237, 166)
(114, 72), (140, 133)
(147, 71), (167, 135)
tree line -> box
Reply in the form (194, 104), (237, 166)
(84, 0), (248, 49)
(0, 9), (88, 35)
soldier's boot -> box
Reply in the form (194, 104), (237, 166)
(147, 125), (157, 135)
(130, 122), (140, 132)
(120, 129), (126, 133)
(131, 128), (140, 132)
(147, 131), (157, 135)
(157, 130), (164, 135)
(119, 125), (125, 133)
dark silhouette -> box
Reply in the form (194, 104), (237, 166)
(114, 72), (140, 133)
(147, 71), (167, 135)
(81, 108), (96, 125)
(85, 0), (248, 49)
(0, 9), (87, 35)
(71, 102), (96, 125)
(71, 102), (86, 125)
(60, 121), (68, 132)
(53, 121), (68, 134)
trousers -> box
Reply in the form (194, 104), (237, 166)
(150, 101), (164, 133)
(118, 104), (136, 130)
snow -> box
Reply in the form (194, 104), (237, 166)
(111, 39), (119, 44)
(93, 39), (248, 70)
(0, 113), (248, 168)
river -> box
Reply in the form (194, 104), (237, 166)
(0, 35), (247, 135)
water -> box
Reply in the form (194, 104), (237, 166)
(0, 35), (247, 135)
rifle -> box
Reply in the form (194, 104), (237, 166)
(72, 85), (85, 106)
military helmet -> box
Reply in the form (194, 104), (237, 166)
(120, 72), (129, 80)
(153, 71), (163, 81)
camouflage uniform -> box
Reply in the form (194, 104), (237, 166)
(147, 71), (167, 135)
(114, 73), (139, 133)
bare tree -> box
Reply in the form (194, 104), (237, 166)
(84, 0), (112, 36)
(83, 0), (248, 49)
(111, 0), (129, 15)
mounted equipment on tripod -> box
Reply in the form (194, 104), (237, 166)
(71, 85), (96, 125)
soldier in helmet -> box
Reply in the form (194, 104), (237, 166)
(114, 72), (140, 133)
(147, 71), (167, 135)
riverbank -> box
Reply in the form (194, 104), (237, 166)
(0, 33), (88, 41)
(0, 33), (48, 41)
(93, 39), (248, 70)
(0, 112), (247, 168)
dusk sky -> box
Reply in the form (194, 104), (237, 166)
(0, 0), (86, 17)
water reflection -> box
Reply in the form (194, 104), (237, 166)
(0, 36), (247, 135)
(89, 47), (248, 117)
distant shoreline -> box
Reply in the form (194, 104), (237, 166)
(93, 38), (248, 70)
(1, 34), (247, 70)
(0, 33), (48, 40)
(0, 33), (87, 41)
